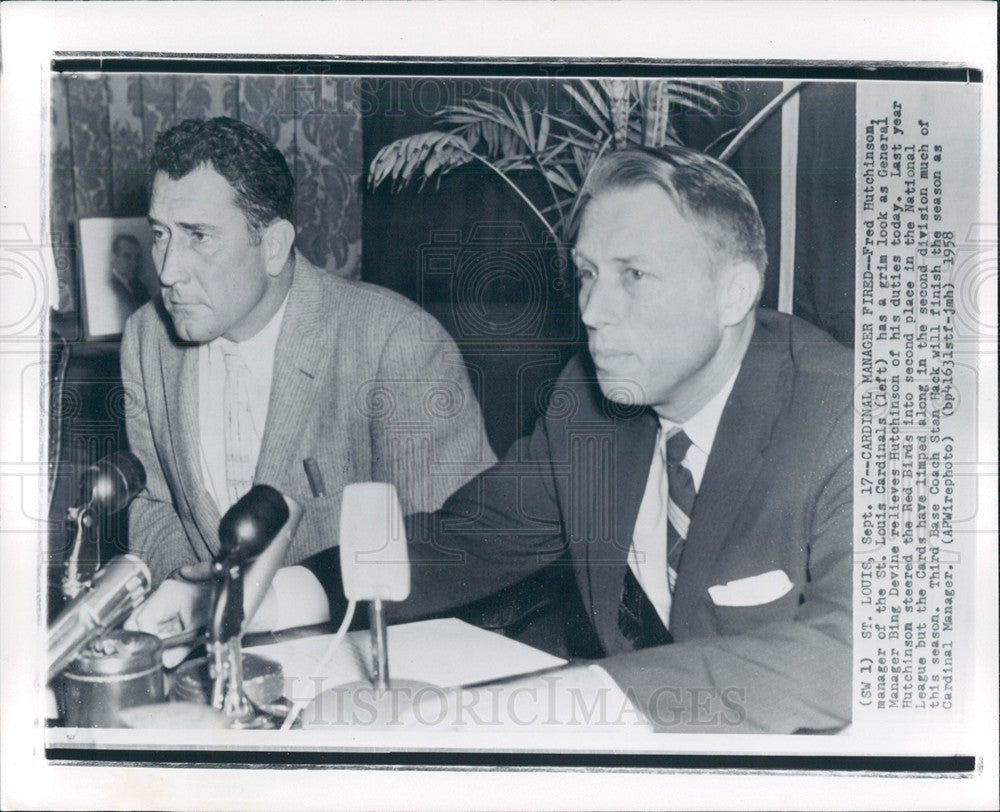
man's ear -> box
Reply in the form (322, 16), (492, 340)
(718, 260), (761, 327)
(262, 219), (296, 277)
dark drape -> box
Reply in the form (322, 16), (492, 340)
(362, 78), (580, 456)
(793, 83), (856, 343)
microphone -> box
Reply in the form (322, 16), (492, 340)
(210, 485), (299, 644)
(339, 482), (411, 603)
(218, 484), (289, 563)
(241, 491), (303, 629)
(63, 452), (146, 600)
(340, 483), (410, 695)
(297, 483), (417, 727)
(79, 451), (147, 516)
(184, 485), (302, 723)
(48, 554), (152, 681)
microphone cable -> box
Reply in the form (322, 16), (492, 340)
(47, 333), (71, 511)
(280, 598), (357, 731)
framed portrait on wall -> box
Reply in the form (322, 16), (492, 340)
(76, 216), (158, 341)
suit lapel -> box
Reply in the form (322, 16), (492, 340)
(159, 334), (220, 559)
(669, 315), (790, 632)
(255, 255), (329, 489)
(586, 407), (659, 653)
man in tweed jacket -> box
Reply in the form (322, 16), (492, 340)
(122, 118), (493, 637)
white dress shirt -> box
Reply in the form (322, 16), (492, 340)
(195, 295), (330, 629)
(628, 366), (741, 630)
(198, 298), (287, 515)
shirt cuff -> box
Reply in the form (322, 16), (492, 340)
(265, 566), (332, 630)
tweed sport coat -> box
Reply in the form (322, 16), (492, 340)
(121, 253), (495, 585)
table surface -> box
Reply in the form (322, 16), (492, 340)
(46, 618), (652, 742)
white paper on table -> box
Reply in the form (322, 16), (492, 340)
(248, 617), (566, 703)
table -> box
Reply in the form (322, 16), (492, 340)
(46, 618), (652, 741)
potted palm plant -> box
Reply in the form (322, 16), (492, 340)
(368, 78), (803, 247)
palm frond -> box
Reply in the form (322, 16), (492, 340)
(499, 93), (531, 146)
(368, 77), (801, 248)
(664, 81), (727, 109)
(667, 86), (727, 108)
(603, 79), (631, 148)
(368, 130), (474, 192)
(719, 82), (806, 161)
(561, 134), (613, 235)
(542, 112), (609, 145)
(578, 80), (611, 119)
(562, 83), (611, 137)
(537, 107), (551, 153)
(540, 162), (579, 195)
(519, 95), (538, 151)
(702, 124), (743, 156)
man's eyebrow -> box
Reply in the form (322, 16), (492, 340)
(177, 221), (218, 232)
(146, 215), (218, 233)
(571, 249), (646, 265)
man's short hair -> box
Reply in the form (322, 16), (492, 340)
(571, 146), (768, 277)
(112, 233), (141, 256)
(149, 117), (295, 236)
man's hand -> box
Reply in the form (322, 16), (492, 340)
(125, 563), (213, 668)
(124, 564), (330, 668)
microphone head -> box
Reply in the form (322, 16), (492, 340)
(218, 485), (290, 563)
(81, 452), (146, 515)
(47, 554), (152, 681)
(339, 482), (410, 602)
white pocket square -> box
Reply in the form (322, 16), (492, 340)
(707, 570), (794, 607)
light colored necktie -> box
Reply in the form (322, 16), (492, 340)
(664, 429), (696, 593)
(222, 346), (256, 505)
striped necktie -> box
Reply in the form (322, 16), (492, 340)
(222, 346), (257, 505)
(617, 428), (697, 649)
(664, 428), (695, 593)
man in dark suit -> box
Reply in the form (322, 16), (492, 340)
(110, 233), (156, 308)
(123, 118), (494, 652)
(305, 146), (853, 734)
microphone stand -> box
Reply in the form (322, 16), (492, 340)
(368, 600), (390, 696)
(61, 452), (147, 602)
(62, 505), (95, 601)
(166, 487), (300, 728)
(295, 482), (430, 729)
(208, 556), (260, 726)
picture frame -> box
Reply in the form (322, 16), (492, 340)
(76, 216), (157, 341)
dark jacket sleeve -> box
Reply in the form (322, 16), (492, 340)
(301, 411), (567, 623)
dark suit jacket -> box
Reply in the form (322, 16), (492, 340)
(308, 309), (853, 734)
(121, 253), (495, 585)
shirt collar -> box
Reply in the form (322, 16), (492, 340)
(658, 365), (741, 459)
(210, 293), (289, 358)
